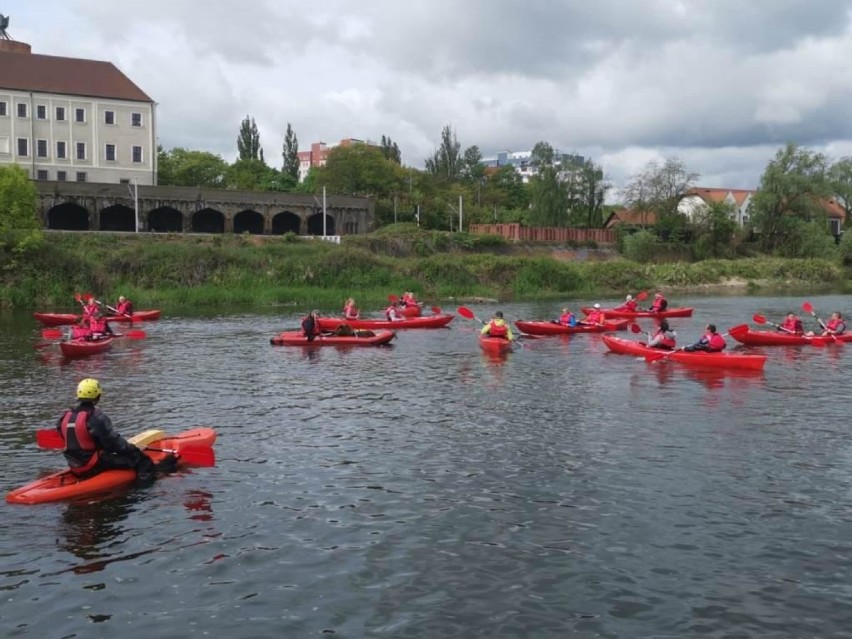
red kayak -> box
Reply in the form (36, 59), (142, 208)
(514, 319), (629, 336)
(59, 336), (114, 358)
(479, 335), (514, 354)
(580, 306), (694, 319)
(601, 335), (767, 371)
(318, 313), (454, 331)
(6, 427), (217, 505)
(728, 324), (833, 346)
(270, 329), (396, 346)
(34, 310), (161, 326)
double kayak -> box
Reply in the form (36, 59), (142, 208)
(479, 335), (514, 354)
(59, 336), (114, 358)
(580, 306), (694, 319)
(34, 310), (161, 326)
(270, 329), (396, 346)
(514, 319), (629, 336)
(6, 427), (217, 505)
(728, 324), (847, 346)
(318, 313), (454, 331)
(601, 335), (767, 371)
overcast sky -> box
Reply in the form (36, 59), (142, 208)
(6, 0), (852, 195)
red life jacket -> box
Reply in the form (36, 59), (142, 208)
(780, 317), (803, 333)
(60, 409), (100, 475)
(653, 330), (676, 349)
(83, 303), (99, 318)
(826, 318), (846, 333)
(89, 317), (108, 334)
(585, 310), (604, 324)
(707, 332), (727, 351)
(559, 312), (575, 325)
(651, 297), (667, 312)
(386, 305), (401, 321)
(116, 300), (133, 315)
(344, 304), (359, 319)
(488, 320), (508, 338)
(71, 325), (91, 339)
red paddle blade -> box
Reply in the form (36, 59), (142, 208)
(388, 294), (399, 303)
(36, 429), (65, 449)
(630, 323), (642, 334)
(802, 301), (814, 314)
(125, 330), (147, 339)
(41, 329), (64, 339)
(752, 314), (767, 324)
(644, 351), (669, 363)
(457, 306), (475, 319)
(146, 445), (216, 467)
(636, 291), (649, 301)
(431, 306), (442, 315)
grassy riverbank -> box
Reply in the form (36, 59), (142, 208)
(2, 229), (848, 311)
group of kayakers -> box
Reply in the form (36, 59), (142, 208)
(68, 295), (133, 341)
(777, 310), (846, 336)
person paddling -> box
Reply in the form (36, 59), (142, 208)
(649, 292), (668, 313)
(114, 295), (134, 317)
(778, 312), (804, 334)
(683, 323), (726, 352)
(343, 298), (360, 320)
(481, 311), (514, 341)
(57, 379), (169, 483)
(821, 312), (846, 336)
(554, 307), (577, 327)
(87, 311), (114, 340)
(581, 303), (606, 326)
(385, 302), (405, 321)
(614, 295), (638, 313)
(647, 319), (677, 350)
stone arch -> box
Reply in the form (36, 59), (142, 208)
(192, 208), (225, 233)
(47, 202), (89, 230)
(100, 204), (136, 232)
(272, 211), (301, 235)
(234, 209), (264, 234)
(148, 206), (183, 232)
(307, 212), (336, 236)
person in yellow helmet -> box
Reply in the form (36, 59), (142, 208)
(56, 379), (168, 482)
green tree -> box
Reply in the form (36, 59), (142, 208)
(237, 115), (264, 162)
(226, 158), (280, 191)
(158, 147), (229, 187)
(462, 145), (484, 182)
(828, 156), (852, 226)
(315, 144), (405, 198)
(380, 135), (402, 164)
(690, 200), (739, 259)
(425, 125), (462, 182)
(0, 164), (42, 254)
(621, 157), (698, 241)
(281, 123), (300, 182)
(527, 141), (567, 226)
(749, 143), (832, 253)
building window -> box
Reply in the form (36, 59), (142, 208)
(76, 142), (86, 160)
(57, 171), (67, 182)
(105, 110), (115, 125)
(37, 139), (48, 158)
(120, 178), (130, 184)
(57, 141), (67, 159)
(76, 171), (87, 182)
(36, 105), (47, 120)
(131, 112), (143, 127)
(0, 137), (8, 154)
(75, 107), (86, 123)
(56, 106), (66, 121)
(36, 170), (49, 180)
(830, 218), (841, 236)
(17, 138), (28, 157)
(132, 145), (143, 163)
(17, 103), (27, 118)
(0, 101), (7, 116)
(105, 144), (116, 162)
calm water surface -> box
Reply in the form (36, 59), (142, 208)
(1, 294), (851, 638)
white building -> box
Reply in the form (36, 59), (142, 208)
(482, 150), (586, 183)
(0, 34), (156, 185)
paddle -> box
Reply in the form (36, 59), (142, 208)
(431, 306), (443, 315)
(644, 330), (732, 363)
(752, 313), (795, 334)
(802, 301), (843, 345)
(41, 328), (65, 339)
(457, 306), (526, 346)
(34, 429), (215, 466)
(118, 329), (147, 339)
(636, 291), (649, 302)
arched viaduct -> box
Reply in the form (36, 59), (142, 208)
(34, 182), (374, 236)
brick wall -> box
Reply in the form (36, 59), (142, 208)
(469, 223), (616, 244)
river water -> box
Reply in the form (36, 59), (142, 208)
(0, 294), (850, 638)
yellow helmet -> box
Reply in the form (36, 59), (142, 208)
(76, 378), (102, 400)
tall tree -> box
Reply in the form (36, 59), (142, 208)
(621, 157), (699, 239)
(462, 145), (484, 182)
(281, 123), (300, 181)
(425, 125), (462, 182)
(315, 144), (405, 198)
(380, 135), (402, 164)
(237, 115), (264, 162)
(0, 164), (42, 254)
(749, 143), (832, 253)
(829, 157), (852, 225)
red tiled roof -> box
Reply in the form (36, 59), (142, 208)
(821, 198), (846, 221)
(0, 51), (153, 103)
(604, 208), (657, 228)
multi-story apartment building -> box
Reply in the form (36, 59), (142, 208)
(482, 150), (587, 183)
(297, 138), (380, 182)
(0, 36), (156, 185)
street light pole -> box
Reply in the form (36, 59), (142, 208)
(127, 178), (139, 232)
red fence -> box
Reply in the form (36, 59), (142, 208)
(469, 223), (616, 244)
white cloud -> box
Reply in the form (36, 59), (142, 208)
(6, 0), (852, 191)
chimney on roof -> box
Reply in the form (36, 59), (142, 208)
(0, 14), (32, 54)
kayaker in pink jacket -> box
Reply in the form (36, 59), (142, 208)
(684, 324), (726, 352)
(614, 295), (638, 312)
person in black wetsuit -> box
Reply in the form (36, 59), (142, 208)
(56, 378), (173, 483)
